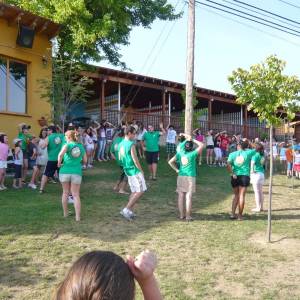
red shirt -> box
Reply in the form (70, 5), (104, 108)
(220, 136), (230, 150)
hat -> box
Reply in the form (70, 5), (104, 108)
(13, 138), (22, 145)
(22, 125), (31, 130)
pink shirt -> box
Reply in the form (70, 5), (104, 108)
(196, 134), (204, 142)
(0, 143), (9, 161)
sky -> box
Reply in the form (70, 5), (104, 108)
(100, 0), (300, 94)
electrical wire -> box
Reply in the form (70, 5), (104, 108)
(222, 0), (300, 30)
(276, 0), (300, 11)
(199, 5), (300, 48)
(195, 0), (300, 38)
(231, 0), (300, 25)
(202, 0), (300, 35)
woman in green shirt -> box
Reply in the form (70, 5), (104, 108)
(58, 130), (87, 222)
(250, 143), (265, 212)
(227, 139), (256, 220)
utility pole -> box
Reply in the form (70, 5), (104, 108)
(185, 0), (195, 135)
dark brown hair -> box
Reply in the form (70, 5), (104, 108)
(55, 251), (135, 300)
(255, 142), (264, 156)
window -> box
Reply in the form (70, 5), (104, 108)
(0, 56), (27, 114)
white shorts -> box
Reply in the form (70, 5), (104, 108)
(250, 172), (265, 185)
(214, 147), (222, 159)
(0, 161), (7, 169)
(86, 145), (94, 152)
(128, 173), (147, 193)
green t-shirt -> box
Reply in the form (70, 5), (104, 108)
(110, 136), (124, 166)
(118, 139), (140, 176)
(48, 133), (64, 161)
(176, 149), (199, 177)
(251, 152), (265, 174)
(143, 131), (160, 152)
(227, 149), (256, 176)
(18, 132), (32, 151)
(176, 140), (186, 154)
(59, 142), (85, 175)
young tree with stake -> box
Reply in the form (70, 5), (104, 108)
(228, 55), (300, 242)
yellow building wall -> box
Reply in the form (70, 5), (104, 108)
(0, 18), (52, 146)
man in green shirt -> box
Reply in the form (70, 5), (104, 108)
(168, 133), (203, 221)
(118, 126), (146, 221)
(142, 123), (165, 180)
(39, 125), (64, 193)
(110, 129), (127, 194)
(18, 124), (32, 183)
(227, 139), (256, 220)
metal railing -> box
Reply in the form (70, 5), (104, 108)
(103, 109), (272, 139)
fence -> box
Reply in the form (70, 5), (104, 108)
(103, 109), (274, 139)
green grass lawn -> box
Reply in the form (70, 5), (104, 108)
(0, 154), (299, 300)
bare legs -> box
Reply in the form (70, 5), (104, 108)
(148, 163), (157, 179)
(126, 191), (144, 211)
(40, 175), (48, 192)
(231, 186), (247, 220)
(206, 149), (213, 165)
(177, 192), (193, 220)
(0, 168), (6, 188)
(22, 158), (28, 182)
(61, 182), (81, 221)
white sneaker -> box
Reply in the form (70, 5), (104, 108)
(1, 185), (7, 190)
(87, 164), (93, 168)
(128, 209), (136, 218)
(68, 195), (74, 204)
(120, 208), (133, 221)
(28, 183), (37, 189)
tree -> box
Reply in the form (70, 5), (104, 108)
(39, 56), (94, 130)
(228, 55), (300, 242)
(8, 0), (181, 67)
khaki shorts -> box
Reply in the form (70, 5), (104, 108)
(128, 173), (147, 193)
(59, 174), (82, 184)
(176, 176), (196, 193)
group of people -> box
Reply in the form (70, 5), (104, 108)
(0, 121), (300, 224)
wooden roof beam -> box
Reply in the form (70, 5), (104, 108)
(37, 21), (49, 34)
(9, 12), (24, 26)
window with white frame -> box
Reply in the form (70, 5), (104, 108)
(0, 56), (27, 113)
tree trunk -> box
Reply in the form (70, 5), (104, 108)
(267, 125), (273, 242)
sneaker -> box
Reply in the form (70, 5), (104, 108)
(49, 178), (57, 184)
(128, 209), (136, 218)
(0, 186), (4, 191)
(120, 208), (133, 221)
(1, 185), (7, 190)
(28, 183), (37, 190)
(39, 189), (44, 194)
(12, 185), (19, 189)
(68, 195), (74, 204)
(87, 164), (93, 168)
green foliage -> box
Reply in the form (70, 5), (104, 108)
(228, 55), (300, 127)
(38, 55), (94, 127)
(7, 0), (181, 66)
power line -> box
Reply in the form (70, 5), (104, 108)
(202, 0), (300, 35)
(231, 0), (300, 26)
(199, 5), (300, 48)
(222, 0), (300, 30)
(276, 0), (300, 10)
(195, 1), (300, 38)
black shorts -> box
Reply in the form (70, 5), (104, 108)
(146, 151), (159, 164)
(14, 164), (22, 179)
(44, 161), (59, 178)
(119, 166), (127, 182)
(206, 145), (214, 150)
(23, 151), (29, 159)
(231, 175), (250, 188)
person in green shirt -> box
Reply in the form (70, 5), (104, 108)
(227, 139), (256, 220)
(118, 126), (146, 221)
(110, 129), (127, 194)
(58, 130), (87, 222)
(250, 143), (265, 212)
(39, 125), (65, 193)
(142, 123), (165, 180)
(18, 124), (32, 183)
(168, 133), (204, 221)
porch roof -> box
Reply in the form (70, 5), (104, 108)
(0, 3), (61, 39)
(82, 65), (237, 104)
